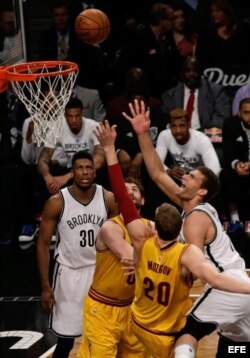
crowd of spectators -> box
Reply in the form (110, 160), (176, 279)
(1, 0), (250, 247)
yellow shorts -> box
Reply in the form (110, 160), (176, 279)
(132, 319), (175, 358)
(77, 296), (149, 358)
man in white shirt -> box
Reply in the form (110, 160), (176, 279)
(37, 97), (105, 195)
(156, 108), (221, 183)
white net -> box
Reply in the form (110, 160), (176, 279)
(7, 62), (78, 146)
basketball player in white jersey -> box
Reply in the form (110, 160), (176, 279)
(37, 97), (105, 195)
(37, 150), (118, 358)
(122, 100), (250, 357)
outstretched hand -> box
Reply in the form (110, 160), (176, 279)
(94, 120), (117, 150)
(122, 99), (150, 135)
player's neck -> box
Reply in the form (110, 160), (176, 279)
(157, 237), (178, 249)
(71, 183), (95, 202)
(182, 197), (202, 213)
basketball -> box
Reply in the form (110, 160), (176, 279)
(75, 9), (111, 45)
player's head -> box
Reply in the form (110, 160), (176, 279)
(65, 97), (83, 134)
(71, 150), (95, 190)
(124, 177), (145, 210)
(154, 203), (182, 241)
(197, 166), (220, 202)
(239, 98), (250, 129)
(169, 108), (190, 144)
(178, 166), (220, 203)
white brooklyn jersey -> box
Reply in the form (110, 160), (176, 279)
(45, 116), (100, 167)
(180, 203), (246, 271)
(55, 185), (108, 268)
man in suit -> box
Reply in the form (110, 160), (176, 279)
(38, 0), (105, 89)
(38, 0), (76, 61)
(72, 85), (106, 122)
(161, 55), (231, 131)
(222, 97), (250, 228)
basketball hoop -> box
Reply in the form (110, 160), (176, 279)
(0, 66), (9, 93)
(0, 61), (78, 146)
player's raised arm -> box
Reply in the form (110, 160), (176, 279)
(122, 99), (182, 207)
(94, 121), (152, 242)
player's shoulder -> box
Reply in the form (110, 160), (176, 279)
(103, 188), (115, 200)
(83, 117), (100, 131)
(103, 189), (119, 215)
(47, 191), (63, 205)
(43, 192), (63, 215)
(102, 216), (122, 231)
(185, 206), (212, 226)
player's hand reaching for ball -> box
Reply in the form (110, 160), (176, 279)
(122, 99), (151, 135)
(94, 120), (117, 151)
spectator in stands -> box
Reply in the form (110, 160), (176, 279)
(37, 97), (105, 196)
(106, 67), (161, 126)
(161, 55), (231, 132)
(38, 0), (76, 61)
(107, 78), (169, 220)
(0, 4), (22, 65)
(156, 108), (221, 184)
(18, 117), (68, 246)
(118, 2), (182, 99)
(232, 84), (250, 116)
(171, 0), (198, 57)
(38, 0), (105, 90)
(71, 84), (106, 122)
(195, 0), (250, 99)
(0, 92), (21, 245)
(112, 82), (168, 179)
(222, 97), (250, 231)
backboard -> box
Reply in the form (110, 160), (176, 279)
(0, 0), (27, 65)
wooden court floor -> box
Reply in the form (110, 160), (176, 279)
(68, 332), (219, 358)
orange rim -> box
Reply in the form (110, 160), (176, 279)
(0, 61), (78, 81)
(0, 66), (8, 80)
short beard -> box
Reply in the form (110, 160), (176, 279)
(134, 202), (142, 210)
(75, 181), (93, 191)
(185, 78), (201, 90)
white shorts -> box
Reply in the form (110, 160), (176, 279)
(190, 269), (250, 342)
(49, 262), (95, 338)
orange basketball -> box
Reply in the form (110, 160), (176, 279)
(75, 9), (111, 45)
